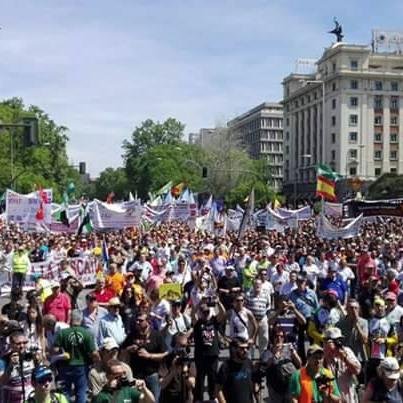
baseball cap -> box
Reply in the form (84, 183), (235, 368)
(326, 289), (339, 299)
(32, 365), (53, 382)
(50, 280), (60, 289)
(307, 344), (324, 357)
(108, 297), (121, 307)
(385, 292), (397, 302)
(379, 357), (400, 380)
(374, 297), (386, 307)
(101, 337), (119, 351)
(324, 327), (343, 340)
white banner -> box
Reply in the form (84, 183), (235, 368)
(276, 206), (312, 220)
(316, 213), (363, 240)
(6, 189), (53, 228)
(323, 201), (343, 218)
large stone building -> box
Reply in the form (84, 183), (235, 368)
(188, 128), (217, 146)
(227, 102), (283, 190)
(282, 39), (403, 201)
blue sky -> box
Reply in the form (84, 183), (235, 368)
(1, 0), (402, 175)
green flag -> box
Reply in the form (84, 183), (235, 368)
(155, 181), (173, 196)
(317, 164), (342, 181)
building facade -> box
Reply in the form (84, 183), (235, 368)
(188, 128), (217, 146)
(282, 41), (403, 201)
(227, 102), (283, 190)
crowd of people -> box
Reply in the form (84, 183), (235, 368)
(0, 217), (403, 402)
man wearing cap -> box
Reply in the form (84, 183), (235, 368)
(98, 297), (127, 347)
(54, 309), (100, 403)
(27, 365), (69, 403)
(323, 327), (361, 403)
(43, 281), (72, 324)
(89, 337), (133, 397)
(362, 357), (403, 402)
(289, 344), (341, 403)
(217, 265), (241, 310)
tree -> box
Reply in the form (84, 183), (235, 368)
(122, 118), (185, 197)
(94, 167), (129, 201)
(0, 98), (81, 201)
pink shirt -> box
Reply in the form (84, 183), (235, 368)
(43, 292), (71, 323)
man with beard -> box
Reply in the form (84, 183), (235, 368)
(215, 337), (256, 403)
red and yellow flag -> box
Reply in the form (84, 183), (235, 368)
(171, 182), (185, 197)
(316, 175), (336, 201)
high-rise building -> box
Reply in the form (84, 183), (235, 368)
(282, 39), (403, 201)
(187, 128), (217, 146)
(227, 102), (283, 190)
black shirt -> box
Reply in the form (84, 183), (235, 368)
(1, 303), (26, 322)
(121, 328), (167, 378)
(193, 317), (220, 358)
(217, 358), (254, 403)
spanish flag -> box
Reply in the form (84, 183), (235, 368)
(171, 182), (185, 197)
(316, 164), (339, 201)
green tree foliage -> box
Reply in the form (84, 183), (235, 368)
(366, 173), (403, 200)
(94, 167), (129, 201)
(0, 98), (81, 201)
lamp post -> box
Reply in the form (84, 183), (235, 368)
(294, 153), (312, 208)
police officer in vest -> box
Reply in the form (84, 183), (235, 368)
(12, 244), (31, 292)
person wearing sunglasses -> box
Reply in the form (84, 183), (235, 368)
(26, 365), (69, 403)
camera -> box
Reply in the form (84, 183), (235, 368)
(174, 347), (191, 365)
(21, 346), (40, 361)
(334, 339), (343, 349)
(315, 373), (334, 387)
(116, 377), (137, 389)
(206, 296), (216, 307)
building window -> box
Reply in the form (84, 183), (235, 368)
(331, 150), (336, 161)
(391, 97), (399, 109)
(375, 81), (383, 90)
(375, 132), (382, 142)
(374, 150), (382, 160)
(391, 116), (398, 126)
(350, 80), (358, 90)
(350, 60), (358, 70)
(286, 118), (290, 126)
(391, 81), (399, 91)
(375, 168), (382, 176)
(374, 95), (383, 109)
(307, 95), (311, 103)
(374, 115), (383, 125)
(349, 114), (358, 126)
(331, 116), (336, 126)
(332, 82), (336, 91)
(391, 168), (397, 174)
(350, 97), (358, 107)
(350, 149), (358, 159)
(286, 131), (290, 141)
(390, 150), (398, 160)
(332, 99), (336, 109)
(349, 166), (357, 175)
(390, 133), (398, 143)
(285, 146), (289, 154)
(349, 132), (358, 143)
(331, 133), (336, 144)
(332, 62), (336, 72)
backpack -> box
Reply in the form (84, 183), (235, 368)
(266, 358), (297, 393)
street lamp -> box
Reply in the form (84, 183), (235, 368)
(294, 153), (312, 208)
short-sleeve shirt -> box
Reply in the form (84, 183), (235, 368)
(289, 367), (340, 403)
(43, 292), (71, 323)
(92, 385), (141, 403)
(54, 325), (96, 366)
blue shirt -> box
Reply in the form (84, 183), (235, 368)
(98, 312), (126, 347)
(82, 306), (108, 348)
(289, 288), (319, 318)
(320, 277), (347, 301)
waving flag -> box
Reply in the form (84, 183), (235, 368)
(316, 164), (341, 201)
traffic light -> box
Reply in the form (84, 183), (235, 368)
(22, 117), (39, 147)
(79, 162), (86, 175)
(202, 167), (208, 178)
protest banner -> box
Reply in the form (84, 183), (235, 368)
(316, 213), (363, 239)
(343, 199), (403, 218)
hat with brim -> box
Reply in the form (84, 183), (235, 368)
(108, 297), (121, 307)
(380, 357), (400, 380)
(307, 344), (324, 357)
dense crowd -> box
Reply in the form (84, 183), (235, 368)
(1, 217), (403, 402)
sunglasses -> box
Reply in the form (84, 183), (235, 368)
(236, 299), (244, 302)
(37, 376), (52, 385)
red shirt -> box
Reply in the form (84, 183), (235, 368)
(43, 292), (71, 323)
(93, 288), (115, 304)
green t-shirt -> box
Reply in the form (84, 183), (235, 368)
(54, 325), (96, 366)
(92, 386), (141, 403)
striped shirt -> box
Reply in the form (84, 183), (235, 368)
(246, 289), (271, 320)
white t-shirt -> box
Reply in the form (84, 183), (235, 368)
(339, 266), (355, 283)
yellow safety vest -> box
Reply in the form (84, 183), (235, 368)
(12, 253), (29, 274)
